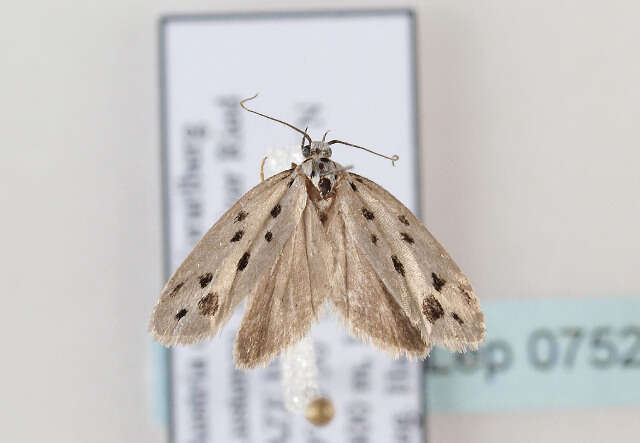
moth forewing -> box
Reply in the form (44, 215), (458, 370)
(234, 177), (339, 368)
(331, 176), (430, 341)
(149, 168), (296, 346)
(326, 204), (429, 358)
(228, 173), (308, 300)
(348, 173), (486, 351)
(234, 206), (314, 368)
(429, 283), (486, 352)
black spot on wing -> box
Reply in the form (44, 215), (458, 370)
(350, 182), (358, 192)
(422, 295), (444, 323)
(237, 252), (250, 270)
(271, 204), (281, 218)
(199, 273), (213, 288)
(235, 210), (248, 223)
(459, 285), (473, 304)
(431, 272), (446, 292)
(398, 215), (410, 226)
(265, 231), (273, 242)
(169, 282), (184, 297)
(230, 230), (244, 242)
(198, 292), (219, 317)
(288, 178), (294, 188)
(400, 232), (414, 244)
(355, 177), (364, 183)
(361, 208), (375, 220)
(371, 234), (378, 245)
(175, 308), (187, 321)
(318, 211), (328, 224)
(391, 255), (405, 276)
(452, 312), (464, 325)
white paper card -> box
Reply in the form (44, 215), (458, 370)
(160, 11), (423, 443)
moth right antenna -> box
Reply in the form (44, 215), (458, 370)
(327, 139), (399, 166)
(240, 94), (312, 145)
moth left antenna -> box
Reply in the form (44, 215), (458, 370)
(327, 139), (400, 166)
(240, 94), (312, 145)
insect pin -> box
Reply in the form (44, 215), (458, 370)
(150, 94), (485, 369)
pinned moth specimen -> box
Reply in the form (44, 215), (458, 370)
(150, 95), (485, 369)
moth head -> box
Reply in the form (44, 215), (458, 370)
(303, 141), (332, 159)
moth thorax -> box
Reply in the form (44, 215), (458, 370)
(302, 158), (340, 197)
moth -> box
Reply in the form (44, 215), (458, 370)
(150, 95), (485, 369)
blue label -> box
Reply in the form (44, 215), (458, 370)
(151, 343), (171, 425)
(425, 296), (640, 413)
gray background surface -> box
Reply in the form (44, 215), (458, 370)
(2, 1), (638, 442)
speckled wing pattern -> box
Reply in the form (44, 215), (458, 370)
(337, 172), (485, 352)
(325, 206), (429, 358)
(150, 162), (484, 369)
(149, 168), (300, 347)
(233, 196), (333, 368)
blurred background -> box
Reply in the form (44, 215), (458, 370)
(2, 1), (639, 443)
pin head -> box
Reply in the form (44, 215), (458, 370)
(305, 397), (335, 426)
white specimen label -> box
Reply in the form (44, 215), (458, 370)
(160, 10), (423, 443)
